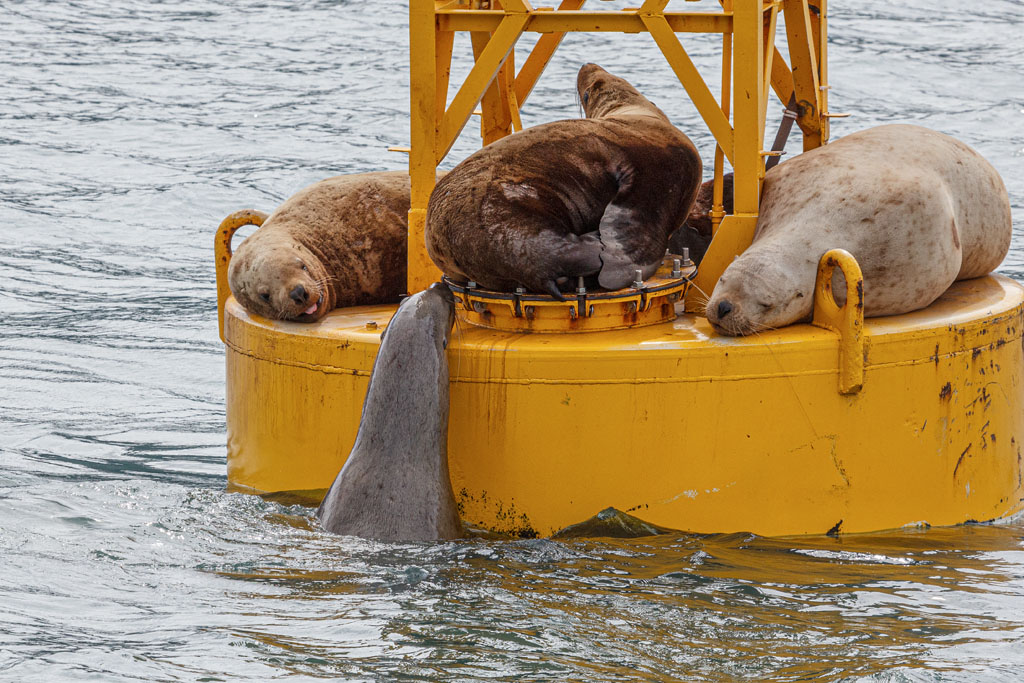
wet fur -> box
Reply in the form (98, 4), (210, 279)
(706, 125), (1012, 336)
(316, 283), (463, 541)
(426, 63), (702, 294)
(667, 173), (734, 265)
(228, 171), (411, 322)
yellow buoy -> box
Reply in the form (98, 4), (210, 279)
(216, 0), (1024, 536)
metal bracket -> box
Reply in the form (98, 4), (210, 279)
(812, 248), (865, 395)
(215, 210), (268, 343)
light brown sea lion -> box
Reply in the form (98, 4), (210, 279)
(706, 125), (1012, 336)
(426, 63), (703, 298)
(317, 283), (463, 542)
(227, 171), (410, 322)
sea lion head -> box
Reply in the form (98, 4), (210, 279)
(228, 229), (333, 322)
(576, 63), (667, 120)
(705, 248), (813, 336)
(414, 282), (457, 351)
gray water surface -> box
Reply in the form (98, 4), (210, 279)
(2, 1), (1024, 680)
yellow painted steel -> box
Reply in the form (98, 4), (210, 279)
(215, 210), (267, 343)
(449, 255), (696, 333)
(812, 249), (864, 394)
(221, 273), (1024, 537)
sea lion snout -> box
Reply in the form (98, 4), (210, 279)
(575, 62), (657, 120)
(707, 255), (812, 336)
(423, 282), (457, 344)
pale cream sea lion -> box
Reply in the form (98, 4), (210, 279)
(706, 125), (1012, 336)
(317, 283), (463, 542)
(426, 63), (702, 298)
(227, 171), (410, 322)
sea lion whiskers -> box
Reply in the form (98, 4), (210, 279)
(686, 280), (712, 315)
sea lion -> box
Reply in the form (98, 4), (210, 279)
(667, 173), (734, 265)
(227, 171), (410, 322)
(426, 63), (702, 297)
(706, 125), (1012, 336)
(316, 283), (463, 542)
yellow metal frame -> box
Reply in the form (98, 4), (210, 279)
(407, 0), (830, 299)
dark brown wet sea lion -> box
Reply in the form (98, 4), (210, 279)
(227, 171), (410, 322)
(317, 283), (463, 542)
(705, 125), (1012, 336)
(426, 63), (702, 297)
(667, 173), (734, 265)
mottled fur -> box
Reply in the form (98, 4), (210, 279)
(228, 171), (410, 321)
(426, 63), (703, 294)
(316, 283), (463, 541)
(706, 125), (1012, 336)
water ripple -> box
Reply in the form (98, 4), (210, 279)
(2, 0), (1024, 680)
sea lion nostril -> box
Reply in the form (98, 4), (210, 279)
(717, 301), (733, 319)
(290, 284), (307, 304)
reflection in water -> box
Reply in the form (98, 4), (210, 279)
(1, 0), (1023, 680)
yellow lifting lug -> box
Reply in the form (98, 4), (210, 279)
(215, 209), (268, 344)
(812, 248), (865, 395)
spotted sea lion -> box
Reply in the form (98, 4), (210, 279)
(706, 125), (1012, 336)
(426, 63), (702, 297)
(316, 283), (463, 541)
(227, 171), (410, 322)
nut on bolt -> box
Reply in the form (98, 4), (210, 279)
(632, 269), (644, 289)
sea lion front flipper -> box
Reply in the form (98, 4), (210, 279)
(596, 199), (661, 290)
(544, 280), (567, 301)
(530, 229), (602, 296)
